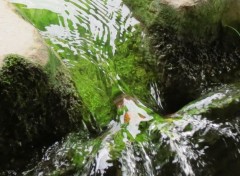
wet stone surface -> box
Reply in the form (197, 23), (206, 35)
(0, 55), (82, 172)
(148, 25), (240, 112)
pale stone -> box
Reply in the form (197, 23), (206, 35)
(0, 0), (48, 67)
(160, 0), (206, 8)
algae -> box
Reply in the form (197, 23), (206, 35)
(112, 25), (159, 110)
(14, 4), (60, 31)
(123, 0), (156, 25)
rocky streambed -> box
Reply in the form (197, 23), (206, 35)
(1, 0), (240, 175)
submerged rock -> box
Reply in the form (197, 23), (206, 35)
(157, 84), (240, 176)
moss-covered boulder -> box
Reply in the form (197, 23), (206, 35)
(124, 0), (240, 44)
(151, 0), (240, 112)
(0, 1), (83, 172)
(0, 55), (82, 171)
(150, 25), (240, 112)
(154, 0), (227, 43)
(123, 0), (240, 112)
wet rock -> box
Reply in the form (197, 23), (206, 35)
(0, 55), (82, 171)
(154, 1), (240, 112)
(18, 95), (157, 176)
(0, 1), (82, 171)
(123, 0), (240, 112)
(153, 84), (240, 176)
(21, 85), (240, 176)
(148, 0), (240, 112)
(154, 0), (240, 44)
(149, 25), (240, 112)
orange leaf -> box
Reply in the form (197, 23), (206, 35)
(124, 112), (131, 123)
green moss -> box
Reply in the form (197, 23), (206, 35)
(13, 3), (161, 129)
(67, 57), (116, 130)
(44, 49), (62, 81)
(112, 25), (158, 109)
(12, 3), (117, 130)
(0, 54), (82, 171)
(14, 4), (60, 31)
(123, 0), (240, 45)
(157, 0), (227, 43)
(123, 0), (156, 26)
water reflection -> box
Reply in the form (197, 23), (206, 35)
(11, 0), (145, 128)
(11, 0), (138, 61)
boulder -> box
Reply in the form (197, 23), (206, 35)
(124, 0), (240, 112)
(153, 0), (240, 44)
(0, 0), (82, 172)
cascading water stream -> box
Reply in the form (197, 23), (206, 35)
(19, 87), (240, 175)
(8, 0), (240, 175)
(11, 0), (159, 129)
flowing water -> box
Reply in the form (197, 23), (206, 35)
(12, 0), (164, 129)
(11, 0), (145, 128)
(5, 0), (240, 175)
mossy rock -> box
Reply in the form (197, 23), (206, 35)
(124, 0), (240, 44)
(123, 0), (240, 112)
(0, 2), (83, 171)
(148, 25), (240, 112)
(0, 55), (82, 171)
